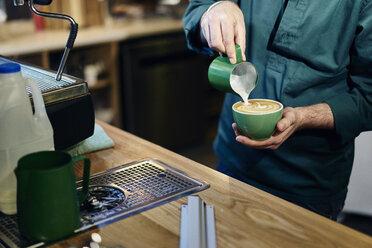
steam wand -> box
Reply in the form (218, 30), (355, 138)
(27, 0), (78, 81)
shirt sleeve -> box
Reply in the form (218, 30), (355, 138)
(324, 2), (372, 144)
(182, 0), (216, 55)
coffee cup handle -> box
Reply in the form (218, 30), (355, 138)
(72, 156), (91, 204)
(220, 44), (243, 64)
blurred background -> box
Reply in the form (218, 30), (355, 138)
(0, 0), (223, 167)
(0, 0), (371, 237)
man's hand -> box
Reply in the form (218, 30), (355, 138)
(232, 103), (335, 149)
(200, 1), (246, 64)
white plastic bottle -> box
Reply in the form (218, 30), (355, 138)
(0, 62), (54, 215)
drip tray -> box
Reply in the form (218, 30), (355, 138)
(0, 159), (209, 248)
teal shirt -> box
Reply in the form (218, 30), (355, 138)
(183, 0), (372, 203)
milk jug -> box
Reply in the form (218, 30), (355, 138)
(0, 62), (54, 215)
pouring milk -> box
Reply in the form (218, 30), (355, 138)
(230, 61), (258, 105)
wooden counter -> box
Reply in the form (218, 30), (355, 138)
(51, 120), (372, 248)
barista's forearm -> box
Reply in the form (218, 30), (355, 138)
(296, 103), (335, 130)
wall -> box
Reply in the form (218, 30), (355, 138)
(344, 131), (372, 216)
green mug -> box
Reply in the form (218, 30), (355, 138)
(208, 44), (258, 93)
(15, 151), (91, 242)
(232, 99), (283, 140)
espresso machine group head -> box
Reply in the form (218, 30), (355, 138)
(13, 0), (78, 81)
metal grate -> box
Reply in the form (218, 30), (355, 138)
(0, 56), (88, 105)
(22, 66), (74, 94)
(0, 159), (209, 247)
(77, 159), (209, 229)
(0, 57), (76, 94)
(0, 214), (34, 248)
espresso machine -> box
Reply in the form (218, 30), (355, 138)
(2, 0), (95, 150)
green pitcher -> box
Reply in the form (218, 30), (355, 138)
(208, 44), (258, 95)
(15, 151), (90, 242)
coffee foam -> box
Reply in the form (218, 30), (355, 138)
(234, 100), (281, 114)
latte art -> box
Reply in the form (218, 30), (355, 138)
(234, 100), (281, 114)
(232, 99), (283, 140)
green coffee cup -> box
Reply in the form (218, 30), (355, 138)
(208, 44), (257, 93)
(15, 151), (91, 242)
(232, 99), (283, 140)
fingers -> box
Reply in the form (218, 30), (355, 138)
(234, 14), (246, 61)
(206, 16), (223, 52)
(221, 19), (236, 64)
(232, 123), (241, 136)
(235, 135), (282, 150)
(200, 1), (246, 64)
(276, 107), (296, 132)
(233, 123), (280, 149)
(200, 17), (210, 46)
(277, 118), (291, 132)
